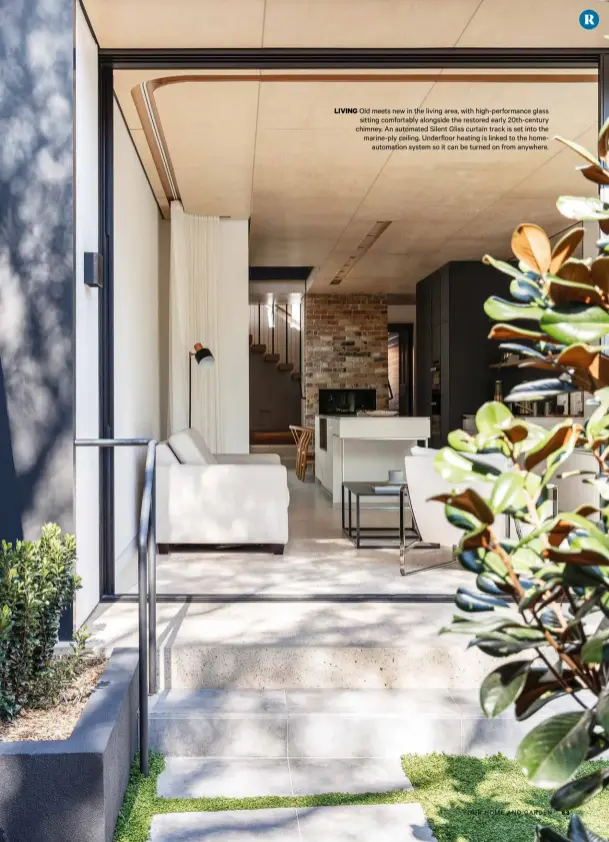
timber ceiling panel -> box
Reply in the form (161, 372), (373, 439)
(114, 70), (598, 293)
(85, 0), (608, 48)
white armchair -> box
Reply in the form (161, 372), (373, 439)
(155, 429), (289, 554)
(401, 447), (509, 575)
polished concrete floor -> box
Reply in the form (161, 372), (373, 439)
(116, 471), (466, 597)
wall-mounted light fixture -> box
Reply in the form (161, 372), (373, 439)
(84, 252), (103, 287)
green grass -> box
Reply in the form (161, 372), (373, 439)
(114, 753), (609, 842)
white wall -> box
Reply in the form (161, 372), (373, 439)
(216, 219), (250, 452)
(113, 102), (161, 572)
(158, 219), (171, 441)
(388, 304), (416, 323)
(74, 6), (100, 625)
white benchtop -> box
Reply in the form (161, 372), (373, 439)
(318, 415), (431, 440)
(315, 416), (431, 503)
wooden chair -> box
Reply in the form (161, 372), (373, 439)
(289, 425), (314, 481)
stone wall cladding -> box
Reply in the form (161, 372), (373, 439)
(304, 294), (389, 427)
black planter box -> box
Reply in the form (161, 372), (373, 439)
(0, 648), (138, 842)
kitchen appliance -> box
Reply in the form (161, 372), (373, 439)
(318, 388), (376, 416)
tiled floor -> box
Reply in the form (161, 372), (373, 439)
(116, 470), (464, 596)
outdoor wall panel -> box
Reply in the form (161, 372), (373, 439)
(0, 0), (75, 544)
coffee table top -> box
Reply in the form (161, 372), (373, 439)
(342, 481), (406, 497)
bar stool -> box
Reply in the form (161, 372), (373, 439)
(289, 425), (314, 481)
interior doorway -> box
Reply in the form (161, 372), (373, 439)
(388, 323), (414, 416)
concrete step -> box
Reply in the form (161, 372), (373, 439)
(277, 362), (294, 372)
(264, 352), (281, 363)
(90, 601), (508, 692)
(148, 687), (587, 760)
(150, 804), (435, 842)
(250, 344), (266, 354)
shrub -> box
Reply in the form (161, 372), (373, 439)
(436, 121), (609, 838)
(0, 523), (80, 719)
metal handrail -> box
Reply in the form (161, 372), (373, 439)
(74, 437), (157, 776)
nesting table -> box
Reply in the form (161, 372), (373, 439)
(341, 481), (418, 548)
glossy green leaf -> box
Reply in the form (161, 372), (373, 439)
(511, 546), (543, 573)
(439, 614), (513, 636)
(567, 814), (609, 842)
(489, 472), (527, 514)
(457, 550), (483, 574)
(506, 378), (577, 403)
(483, 254), (532, 280)
(557, 195), (609, 222)
(471, 632), (545, 658)
(476, 572), (509, 596)
(581, 629), (609, 663)
(555, 136), (602, 167)
(475, 401), (513, 436)
(447, 429), (478, 453)
(516, 711), (592, 788)
(596, 691), (609, 734)
(484, 296), (544, 322)
(455, 588), (505, 613)
(444, 505), (479, 531)
(509, 279), (543, 303)
(541, 306), (609, 345)
(481, 551), (509, 579)
(551, 770), (609, 811)
(434, 448), (500, 485)
(479, 660), (530, 718)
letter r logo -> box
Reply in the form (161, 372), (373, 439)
(579, 9), (599, 29)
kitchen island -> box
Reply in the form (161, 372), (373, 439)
(315, 415), (431, 504)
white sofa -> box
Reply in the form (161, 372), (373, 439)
(155, 428), (289, 554)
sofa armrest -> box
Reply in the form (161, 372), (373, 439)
(214, 453), (281, 465)
(155, 463), (289, 545)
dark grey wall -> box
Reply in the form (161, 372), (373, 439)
(249, 352), (301, 433)
(416, 261), (511, 447)
(0, 0), (75, 543)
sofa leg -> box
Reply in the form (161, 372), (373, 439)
(157, 543), (169, 555)
(271, 544), (285, 556)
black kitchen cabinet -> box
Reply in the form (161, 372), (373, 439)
(415, 261), (511, 448)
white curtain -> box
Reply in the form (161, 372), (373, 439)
(168, 201), (223, 451)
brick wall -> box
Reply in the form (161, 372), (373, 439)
(304, 294), (389, 426)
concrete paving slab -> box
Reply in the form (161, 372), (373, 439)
(289, 758), (413, 795)
(157, 758), (292, 799)
(149, 809), (299, 840)
(296, 803), (437, 841)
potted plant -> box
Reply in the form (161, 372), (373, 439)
(435, 119), (609, 840)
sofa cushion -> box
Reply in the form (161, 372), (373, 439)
(156, 442), (180, 466)
(169, 428), (217, 465)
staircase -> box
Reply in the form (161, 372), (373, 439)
(249, 300), (301, 384)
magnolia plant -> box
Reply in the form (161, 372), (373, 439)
(436, 120), (609, 839)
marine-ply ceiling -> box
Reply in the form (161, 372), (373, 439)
(85, 0), (608, 49)
(114, 69), (597, 293)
